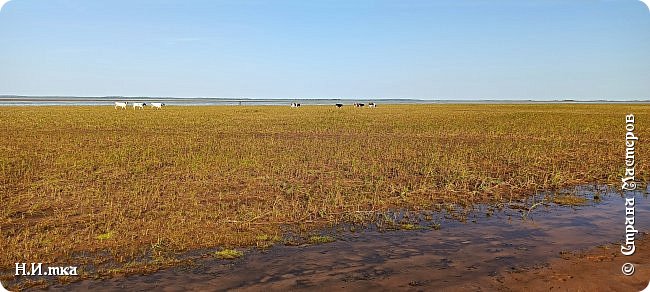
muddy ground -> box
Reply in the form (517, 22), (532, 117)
(493, 239), (650, 292)
(43, 189), (649, 291)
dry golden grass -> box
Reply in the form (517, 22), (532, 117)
(0, 104), (647, 283)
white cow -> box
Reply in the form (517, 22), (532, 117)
(132, 102), (146, 110)
(150, 102), (165, 109)
(114, 102), (128, 110)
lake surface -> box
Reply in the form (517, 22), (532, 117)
(0, 96), (639, 106)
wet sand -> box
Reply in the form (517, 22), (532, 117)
(494, 239), (650, 291)
(47, 188), (649, 291)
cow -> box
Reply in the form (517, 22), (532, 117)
(335, 103), (343, 108)
(114, 102), (128, 110)
(354, 103), (365, 107)
(133, 102), (146, 110)
(150, 102), (165, 109)
(291, 103), (301, 108)
(368, 102), (376, 108)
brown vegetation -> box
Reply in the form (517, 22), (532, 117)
(1, 104), (647, 286)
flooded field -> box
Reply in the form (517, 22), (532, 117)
(2, 105), (647, 291)
(46, 186), (649, 291)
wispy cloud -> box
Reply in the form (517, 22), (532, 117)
(640, 0), (650, 12)
(0, 0), (11, 13)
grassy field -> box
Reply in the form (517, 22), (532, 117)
(1, 104), (648, 285)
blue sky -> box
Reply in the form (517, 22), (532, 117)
(0, 0), (648, 100)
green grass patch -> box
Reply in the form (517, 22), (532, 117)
(308, 235), (336, 244)
(96, 231), (115, 240)
(400, 223), (422, 230)
(214, 249), (243, 260)
(551, 195), (589, 206)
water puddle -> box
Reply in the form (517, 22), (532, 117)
(50, 186), (650, 291)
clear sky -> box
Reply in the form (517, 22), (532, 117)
(0, 0), (648, 100)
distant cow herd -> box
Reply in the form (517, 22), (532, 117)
(299, 102), (377, 109)
(114, 102), (165, 110)
(351, 102), (376, 108)
(115, 101), (377, 110)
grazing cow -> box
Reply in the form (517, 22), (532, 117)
(291, 102), (301, 108)
(114, 102), (128, 110)
(133, 102), (146, 110)
(150, 102), (165, 109)
(354, 103), (365, 107)
(335, 103), (343, 108)
(368, 102), (376, 108)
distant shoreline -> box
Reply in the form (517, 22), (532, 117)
(0, 96), (648, 106)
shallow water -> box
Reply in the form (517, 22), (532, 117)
(47, 187), (649, 291)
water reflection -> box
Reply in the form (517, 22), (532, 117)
(53, 187), (649, 291)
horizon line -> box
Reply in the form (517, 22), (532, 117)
(0, 95), (648, 102)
